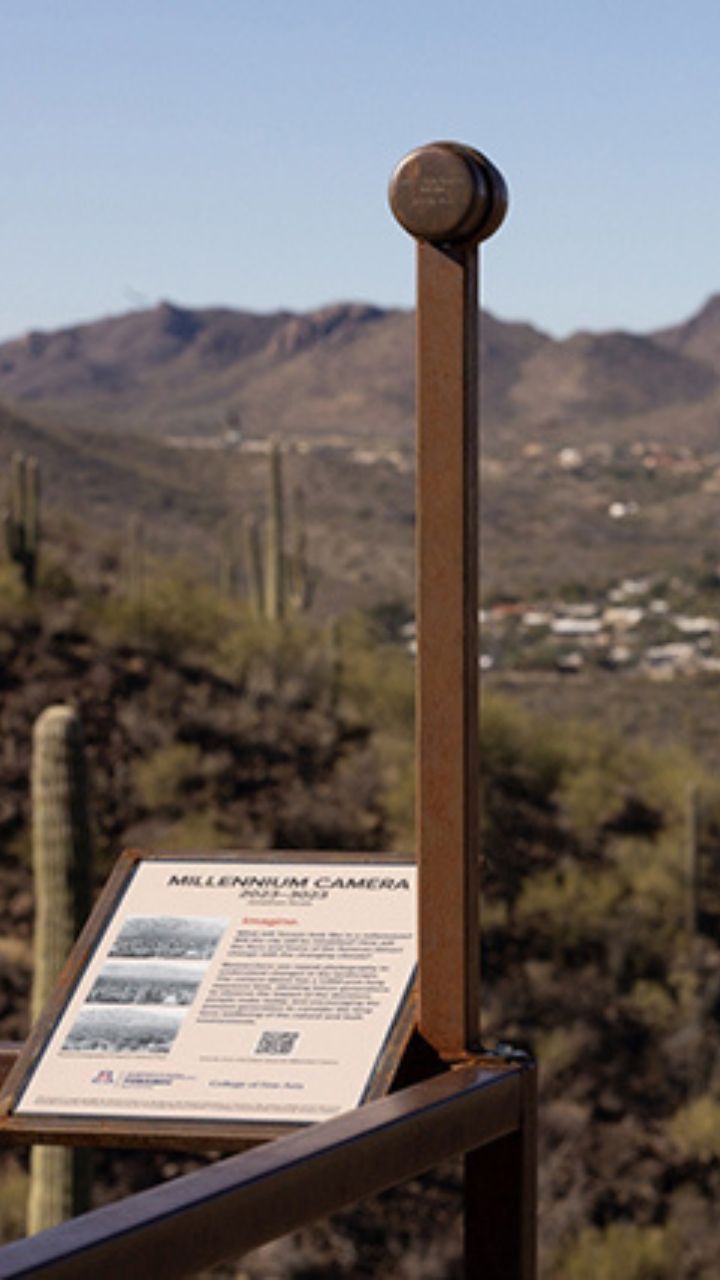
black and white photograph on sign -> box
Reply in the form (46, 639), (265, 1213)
(109, 915), (227, 960)
(86, 960), (207, 1008)
(62, 1005), (185, 1055)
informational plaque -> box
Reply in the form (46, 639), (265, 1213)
(0, 850), (417, 1149)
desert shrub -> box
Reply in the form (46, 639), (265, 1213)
(147, 808), (234, 853)
(481, 694), (564, 806)
(0, 1163), (29, 1243)
(37, 557), (76, 598)
(333, 613), (414, 733)
(373, 730), (414, 851)
(668, 1094), (720, 1161)
(619, 980), (678, 1035)
(515, 863), (623, 956)
(96, 569), (241, 662)
(558, 757), (629, 843)
(536, 1023), (595, 1090)
(515, 830), (689, 979)
(557, 723), (699, 848)
(134, 742), (203, 810)
(555, 1221), (680, 1279)
(0, 563), (34, 619)
(218, 616), (334, 707)
(605, 837), (689, 978)
(312, 615), (414, 848)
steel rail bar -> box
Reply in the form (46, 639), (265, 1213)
(0, 1061), (525, 1280)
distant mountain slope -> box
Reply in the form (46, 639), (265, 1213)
(0, 302), (409, 440)
(3, 295), (718, 450)
(510, 328), (718, 427)
(4, 293), (720, 611)
(0, 400), (416, 613)
(0, 402), (230, 556)
(652, 293), (720, 375)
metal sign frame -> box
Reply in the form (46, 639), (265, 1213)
(0, 849), (416, 1151)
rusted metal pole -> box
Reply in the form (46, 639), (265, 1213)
(389, 142), (508, 1060)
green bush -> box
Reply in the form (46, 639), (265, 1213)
(96, 569), (242, 662)
(0, 563), (35, 620)
(0, 1164), (29, 1243)
(619, 980), (677, 1035)
(147, 808), (233, 853)
(218, 615), (333, 705)
(481, 694), (564, 806)
(373, 730), (414, 851)
(334, 613), (414, 733)
(536, 1023), (594, 1089)
(515, 834), (687, 976)
(555, 1222), (680, 1279)
(668, 1094), (720, 1161)
(134, 742), (203, 810)
(515, 863), (623, 954)
(557, 722), (699, 847)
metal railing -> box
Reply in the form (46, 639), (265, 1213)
(0, 1052), (535, 1279)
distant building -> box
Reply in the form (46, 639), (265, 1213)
(608, 500), (639, 520)
(558, 447), (583, 471)
(643, 643), (698, 678)
(556, 651), (583, 674)
(551, 617), (603, 638)
(673, 616), (720, 636)
(603, 606), (644, 631)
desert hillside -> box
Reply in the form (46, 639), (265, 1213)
(3, 293), (720, 613)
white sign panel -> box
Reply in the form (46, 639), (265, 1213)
(16, 858), (417, 1126)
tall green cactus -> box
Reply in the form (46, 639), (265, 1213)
(125, 513), (145, 598)
(218, 520), (237, 597)
(241, 515), (265, 618)
(27, 705), (93, 1234)
(240, 446), (315, 621)
(264, 443), (285, 623)
(4, 452), (40, 590)
(287, 484), (315, 614)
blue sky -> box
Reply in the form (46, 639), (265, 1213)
(2, 1), (719, 342)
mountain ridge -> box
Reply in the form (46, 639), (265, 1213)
(2, 293), (719, 448)
(4, 293), (720, 609)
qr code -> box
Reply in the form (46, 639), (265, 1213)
(255, 1030), (299, 1056)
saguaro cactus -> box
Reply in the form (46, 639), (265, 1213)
(241, 515), (265, 618)
(125, 513), (145, 598)
(287, 484), (315, 614)
(240, 447), (315, 621)
(27, 705), (93, 1233)
(4, 452), (40, 589)
(264, 443), (285, 623)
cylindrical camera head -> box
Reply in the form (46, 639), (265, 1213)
(389, 142), (508, 246)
